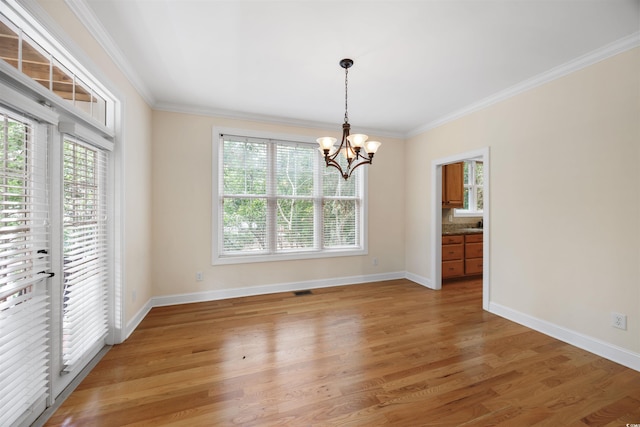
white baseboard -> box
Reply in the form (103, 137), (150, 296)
(405, 272), (433, 289)
(127, 272), (404, 337)
(124, 298), (153, 340)
(151, 271), (406, 308)
(124, 274), (640, 374)
(489, 302), (640, 372)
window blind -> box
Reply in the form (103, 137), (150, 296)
(219, 133), (362, 259)
(0, 109), (50, 427)
(61, 137), (109, 371)
(321, 166), (359, 248)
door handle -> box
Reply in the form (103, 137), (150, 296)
(38, 271), (55, 278)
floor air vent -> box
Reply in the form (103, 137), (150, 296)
(293, 290), (313, 296)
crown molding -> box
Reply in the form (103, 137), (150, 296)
(154, 102), (405, 140)
(408, 31), (640, 138)
(65, 0), (155, 106)
(66, 1), (402, 139)
(60, 1), (639, 140)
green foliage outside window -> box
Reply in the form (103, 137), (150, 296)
(1, 118), (28, 228)
(460, 160), (483, 213)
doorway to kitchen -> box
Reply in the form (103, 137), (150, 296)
(432, 148), (490, 310)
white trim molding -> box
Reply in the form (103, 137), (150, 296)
(152, 272), (406, 308)
(432, 147), (490, 310)
(490, 302), (640, 373)
(159, 103), (402, 140)
(127, 272), (405, 338)
(125, 298), (153, 340)
(124, 271), (640, 374)
(409, 31), (640, 137)
(64, 0), (156, 106)
(405, 272), (433, 289)
(64, 0), (640, 140)
(211, 126), (371, 266)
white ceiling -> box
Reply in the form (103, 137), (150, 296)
(77, 0), (639, 137)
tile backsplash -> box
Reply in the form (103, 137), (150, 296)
(442, 208), (482, 225)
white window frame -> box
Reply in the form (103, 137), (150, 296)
(454, 159), (484, 217)
(212, 127), (368, 265)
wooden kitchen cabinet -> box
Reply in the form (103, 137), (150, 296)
(442, 235), (464, 278)
(442, 162), (464, 208)
(464, 233), (483, 276)
(442, 232), (483, 279)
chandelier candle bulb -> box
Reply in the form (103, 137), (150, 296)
(317, 58), (382, 180)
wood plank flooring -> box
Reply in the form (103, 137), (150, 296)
(45, 279), (640, 426)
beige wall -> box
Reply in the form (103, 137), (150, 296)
(36, 0), (154, 328)
(33, 0), (640, 358)
(406, 48), (640, 352)
(151, 111), (405, 296)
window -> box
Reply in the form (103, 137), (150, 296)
(213, 129), (367, 264)
(455, 160), (483, 216)
(0, 6), (112, 129)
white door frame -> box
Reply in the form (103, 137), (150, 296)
(431, 147), (490, 310)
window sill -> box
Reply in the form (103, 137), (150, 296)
(213, 247), (367, 265)
(453, 210), (483, 218)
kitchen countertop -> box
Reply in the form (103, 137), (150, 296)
(442, 227), (483, 236)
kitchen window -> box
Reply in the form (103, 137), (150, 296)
(212, 128), (367, 264)
(455, 159), (483, 217)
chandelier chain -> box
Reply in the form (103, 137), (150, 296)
(344, 66), (349, 124)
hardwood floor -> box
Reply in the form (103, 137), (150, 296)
(45, 279), (640, 426)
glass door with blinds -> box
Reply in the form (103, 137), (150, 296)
(0, 108), (51, 427)
(0, 2), (118, 419)
(0, 105), (111, 426)
(52, 136), (109, 393)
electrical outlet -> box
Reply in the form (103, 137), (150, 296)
(196, 271), (203, 282)
(132, 289), (137, 302)
(372, 257), (379, 266)
(611, 312), (627, 330)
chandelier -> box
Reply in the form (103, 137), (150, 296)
(317, 58), (381, 180)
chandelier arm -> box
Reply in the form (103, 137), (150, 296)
(345, 157), (373, 179)
(326, 122), (351, 162)
(323, 156), (349, 180)
(352, 149), (370, 162)
(324, 151), (375, 181)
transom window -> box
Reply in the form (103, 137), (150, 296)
(0, 6), (113, 129)
(455, 159), (483, 216)
(213, 129), (367, 264)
